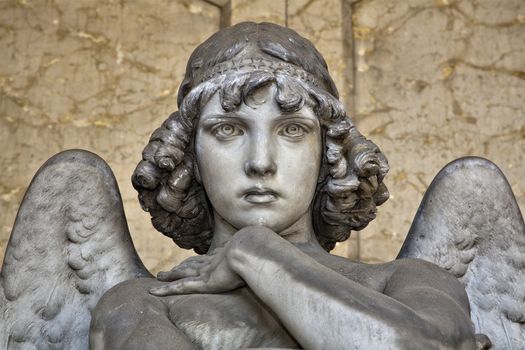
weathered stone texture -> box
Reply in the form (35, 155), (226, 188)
(0, 0), (220, 273)
(351, 0), (525, 263)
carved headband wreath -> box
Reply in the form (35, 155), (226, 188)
(193, 56), (326, 90)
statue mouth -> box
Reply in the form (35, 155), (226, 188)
(243, 188), (279, 204)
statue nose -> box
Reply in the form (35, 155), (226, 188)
(244, 137), (277, 177)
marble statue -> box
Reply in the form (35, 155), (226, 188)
(1, 22), (524, 350)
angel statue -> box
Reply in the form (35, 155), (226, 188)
(0, 22), (523, 350)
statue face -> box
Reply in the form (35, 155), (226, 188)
(195, 84), (322, 233)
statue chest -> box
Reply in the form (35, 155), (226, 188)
(166, 288), (299, 350)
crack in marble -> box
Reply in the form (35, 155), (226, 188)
(447, 58), (525, 80)
(72, 30), (109, 44)
(439, 56), (525, 129)
(483, 126), (525, 144)
(288, 0), (316, 18)
(454, 2), (525, 29)
(351, 0), (523, 44)
(289, 14), (342, 44)
(0, 187), (22, 202)
(344, 0), (524, 263)
(352, 3), (433, 40)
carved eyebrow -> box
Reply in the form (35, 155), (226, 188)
(198, 112), (319, 125)
(198, 115), (247, 130)
(274, 113), (319, 126)
(199, 114), (244, 122)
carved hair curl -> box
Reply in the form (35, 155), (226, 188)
(132, 22), (389, 253)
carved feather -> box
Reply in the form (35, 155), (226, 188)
(0, 150), (150, 349)
(399, 157), (525, 349)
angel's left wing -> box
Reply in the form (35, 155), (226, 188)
(398, 157), (525, 349)
(0, 150), (150, 349)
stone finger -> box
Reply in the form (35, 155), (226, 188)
(157, 264), (199, 281)
(149, 277), (206, 296)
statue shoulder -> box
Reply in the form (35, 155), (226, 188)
(384, 258), (470, 309)
(317, 253), (467, 305)
(387, 258), (466, 287)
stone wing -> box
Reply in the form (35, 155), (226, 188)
(0, 150), (150, 349)
(398, 157), (525, 349)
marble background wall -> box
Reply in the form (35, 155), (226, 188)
(1, 0), (523, 273)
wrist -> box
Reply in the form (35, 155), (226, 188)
(226, 226), (276, 274)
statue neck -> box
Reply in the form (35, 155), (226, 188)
(208, 209), (321, 253)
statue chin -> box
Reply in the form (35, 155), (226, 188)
(1, 21), (523, 350)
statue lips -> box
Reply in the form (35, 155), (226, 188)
(243, 187), (279, 204)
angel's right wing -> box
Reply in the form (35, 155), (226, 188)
(398, 157), (525, 349)
(0, 150), (150, 349)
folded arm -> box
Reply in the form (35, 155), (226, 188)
(152, 227), (476, 350)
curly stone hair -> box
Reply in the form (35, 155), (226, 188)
(132, 22), (389, 254)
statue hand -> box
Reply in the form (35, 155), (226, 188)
(149, 242), (245, 296)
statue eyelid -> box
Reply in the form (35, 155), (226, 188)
(277, 122), (310, 140)
(210, 122), (245, 140)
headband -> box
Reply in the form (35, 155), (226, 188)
(193, 56), (327, 90)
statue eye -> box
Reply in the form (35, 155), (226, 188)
(212, 123), (244, 140)
(279, 123), (306, 139)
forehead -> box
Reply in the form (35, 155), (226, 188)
(199, 83), (317, 122)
